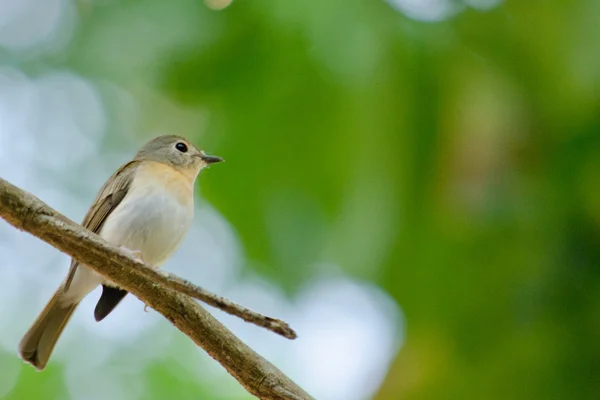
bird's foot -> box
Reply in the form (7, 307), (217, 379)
(120, 247), (144, 264)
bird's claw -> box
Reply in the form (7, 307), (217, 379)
(120, 247), (144, 264)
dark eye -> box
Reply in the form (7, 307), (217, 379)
(175, 142), (188, 153)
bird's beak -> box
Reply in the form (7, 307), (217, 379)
(200, 152), (224, 164)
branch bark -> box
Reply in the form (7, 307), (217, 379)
(133, 262), (296, 339)
(0, 177), (314, 400)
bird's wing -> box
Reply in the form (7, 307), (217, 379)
(63, 160), (141, 290)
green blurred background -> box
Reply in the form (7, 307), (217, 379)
(1, 0), (600, 399)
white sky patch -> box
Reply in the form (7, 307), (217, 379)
(385, 0), (461, 22)
(0, 0), (75, 53)
(290, 277), (403, 400)
(385, 0), (503, 22)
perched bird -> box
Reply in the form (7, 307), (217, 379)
(18, 135), (223, 370)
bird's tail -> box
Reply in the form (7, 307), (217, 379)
(18, 288), (79, 370)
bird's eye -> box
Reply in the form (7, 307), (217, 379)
(175, 142), (188, 153)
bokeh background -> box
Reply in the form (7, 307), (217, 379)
(1, 0), (599, 399)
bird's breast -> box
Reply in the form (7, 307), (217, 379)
(99, 161), (195, 268)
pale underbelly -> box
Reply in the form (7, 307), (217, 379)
(100, 190), (193, 266)
(64, 186), (193, 302)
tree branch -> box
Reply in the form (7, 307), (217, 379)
(139, 265), (296, 339)
(0, 177), (314, 400)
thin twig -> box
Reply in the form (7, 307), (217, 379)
(150, 268), (297, 339)
(0, 176), (313, 400)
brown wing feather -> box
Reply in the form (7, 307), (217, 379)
(63, 160), (140, 290)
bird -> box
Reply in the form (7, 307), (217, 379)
(18, 134), (223, 370)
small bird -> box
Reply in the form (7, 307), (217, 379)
(18, 135), (223, 370)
